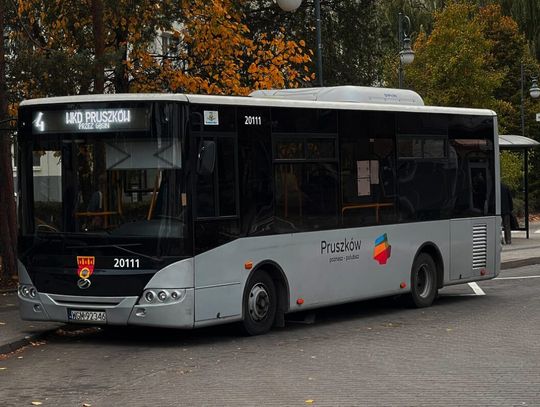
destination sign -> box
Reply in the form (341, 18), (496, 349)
(32, 108), (149, 134)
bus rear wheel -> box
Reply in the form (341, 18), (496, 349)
(409, 253), (438, 308)
(242, 271), (277, 336)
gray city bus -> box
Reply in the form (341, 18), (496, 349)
(16, 87), (500, 335)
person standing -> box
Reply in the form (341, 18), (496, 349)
(500, 183), (513, 244)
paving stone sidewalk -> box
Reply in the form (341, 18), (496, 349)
(0, 290), (61, 354)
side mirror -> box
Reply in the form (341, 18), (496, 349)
(197, 140), (216, 175)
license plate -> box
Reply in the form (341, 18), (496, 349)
(68, 309), (107, 323)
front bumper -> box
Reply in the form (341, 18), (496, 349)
(18, 257), (196, 328)
(18, 289), (195, 329)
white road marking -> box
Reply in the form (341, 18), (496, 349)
(467, 282), (486, 296)
(442, 275), (539, 298)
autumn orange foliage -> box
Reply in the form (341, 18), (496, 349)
(15, 0), (313, 97)
(130, 0), (313, 95)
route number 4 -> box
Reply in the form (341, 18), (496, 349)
(33, 112), (45, 132)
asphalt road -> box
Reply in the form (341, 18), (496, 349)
(1, 265), (540, 407)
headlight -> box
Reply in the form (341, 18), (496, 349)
(139, 288), (186, 305)
(158, 291), (168, 302)
(18, 284), (37, 298)
(144, 290), (156, 303)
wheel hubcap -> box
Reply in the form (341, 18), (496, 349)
(248, 283), (270, 322)
(416, 264), (432, 298)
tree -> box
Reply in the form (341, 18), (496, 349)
(243, 0), (387, 87)
(91, 0), (105, 93)
(10, 0), (312, 96)
(405, 3), (504, 108)
(498, 0), (540, 60)
(0, 0), (17, 285)
(130, 0), (312, 95)
(321, 0), (384, 86)
(477, 4), (536, 135)
(11, 0), (183, 96)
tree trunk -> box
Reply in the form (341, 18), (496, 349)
(114, 44), (130, 93)
(0, 0), (17, 282)
(92, 0), (105, 93)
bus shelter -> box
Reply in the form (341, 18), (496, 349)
(499, 134), (540, 239)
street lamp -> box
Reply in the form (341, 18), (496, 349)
(529, 78), (540, 99)
(520, 63), (540, 141)
(275, 0), (302, 12)
(398, 12), (415, 88)
(519, 62), (540, 238)
(277, 0), (323, 87)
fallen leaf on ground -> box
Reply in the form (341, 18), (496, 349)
(0, 322), (6, 325)
(305, 400), (314, 404)
(0, 367), (7, 370)
(83, 403), (92, 407)
(31, 402), (43, 406)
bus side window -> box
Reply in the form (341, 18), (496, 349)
(274, 162), (338, 231)
(339, 110), (397, 227)
(448, 115), (495, 218)
(396, 113), (449, 222)
(195, 136), (238, 218)
(196, 139), (216, 218)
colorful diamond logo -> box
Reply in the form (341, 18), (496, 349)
(373, 233), (391, 265)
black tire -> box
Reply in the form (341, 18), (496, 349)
(408, 253), (438, 308)
(241, 271), (277, 336)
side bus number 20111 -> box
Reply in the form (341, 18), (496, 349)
(113, 258), (140, 268)
(244, 116), (262, 126)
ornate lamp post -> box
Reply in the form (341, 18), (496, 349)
(276, 0), (323, 87)
(520, 63), (540, 238)
(398, 12), (414, 88)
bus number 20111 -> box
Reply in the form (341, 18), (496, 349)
(113, 258), (140, 268)
(244, 116), (262, 125)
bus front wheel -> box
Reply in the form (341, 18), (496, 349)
(242, 271), (277, 336)
(409, 253), (438, 308)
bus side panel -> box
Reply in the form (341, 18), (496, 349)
(194, 243), (244, 322)
(192, 220), (452, 324)
(450, 219), (474, 280)
(449, 216), (499, 282)
(194, 283), (242, 322)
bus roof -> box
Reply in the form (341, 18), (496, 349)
(249, 86), (425, 106)
(19, 90), (496, 117)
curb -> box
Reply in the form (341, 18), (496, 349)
(0, 331), (51, 355)
(501, 257), (540, 270)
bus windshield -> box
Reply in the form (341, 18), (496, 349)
(18, 106), (189, 259)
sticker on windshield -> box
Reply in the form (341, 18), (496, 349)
(204, 111), (219, 126)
